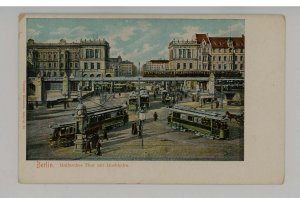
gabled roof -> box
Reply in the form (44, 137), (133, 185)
(195, 34), (210, 44)
(210, 36), (244, 49)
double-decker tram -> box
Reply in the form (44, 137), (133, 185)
(168, 105), (229, 139)
(49, 105), (129, 147)
(140, 90), (150, 109)
(128, 91), (138, 111)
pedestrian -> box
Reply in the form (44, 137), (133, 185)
(134, 122), (138, 135)
(131, 122), (135, 135)
(103, 129), (108, 140)
(96, 139), (102, 156)
(153, 112), (158, 121)
(85, 139), (91, 154)
(35, 101), (38, 108)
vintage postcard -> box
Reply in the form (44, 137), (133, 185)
(19, 14), (285, 184)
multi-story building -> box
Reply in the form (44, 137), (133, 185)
(209, 36), (245, 72)
(120, 61), (136, 77)
(27, 38), (110, 78)
(168, 33), (245, 72)
(109, 56), (122, 77)
(79, 39), (110, 78)
(142, 59), (169, 72)
(27, 38), (111, 102)
(168, 39), (198, 71)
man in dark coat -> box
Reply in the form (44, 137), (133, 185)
(96, 139), (102, 156)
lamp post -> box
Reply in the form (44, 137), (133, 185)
(63, 92), (67, 109)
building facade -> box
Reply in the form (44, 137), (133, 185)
(109, 56), (122, 77)
(119, 61), (136, 77)
(142, 60), (169, 72)
(168, 33), (245, 72)
(168, 40), (198, 72)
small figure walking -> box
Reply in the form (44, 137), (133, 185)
(85, 139), (91, 154)
(131, 121), (135, 135)
(96, 139), (102, 156)
(153, 112), (158, 121)
(103, 129), (108, 140)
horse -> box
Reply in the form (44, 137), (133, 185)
(225, 111), (240, 122)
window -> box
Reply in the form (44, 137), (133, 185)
(84, 62), (88, 70)
(213, 56), (215, 61)
(213, 64), (216, 70)
(218, 64), (221, 70)
(47, 72), (51, 77)
(70, 62), (73, 68)
(60, 72), (64, 77)
(48, 63), (51, 68)
(183, 63), (186, 69)
(203, 64), (207, 70)
(53, 72), (57, 77)
(95, 49), (99, 58)
(54, 54), (56, 59)
(60, 54), (64, 59)
(43, 54), (46, 59)
(75, 63), (78, 68)
(86, 49), (89, 58)
(43, 72), (46, 76)
(224, 64), (227, 70)
(91, 63), (94, 69)
(219, 56), (221, 61)
(189, 63), (192, 69)
(240, 56), (243, 61)
(97, 63), (100, 69)
(187, 49), (191, 58)
(179, 49), (182, 58)
(183, 49), (186, 58)
(224, 56), (227, 61)
(241, 49), (244, 53)
(90, 49), (94, 58)
(240, 64), (244, 70)
(54, 63), (56, 67)
(48, 54), (51, 59)
(177, 63), (180, 69)
(60, 63), (63, 68)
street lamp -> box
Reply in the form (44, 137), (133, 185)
(139, 111), (146, 148)
(63, 92), (67, 109)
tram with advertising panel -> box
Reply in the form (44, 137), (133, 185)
(128, 91), (138, 111)
(140, 89), (150, 109)
(49, 105), (129, 147)
(168, 105), (229, 139)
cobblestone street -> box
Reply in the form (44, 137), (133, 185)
(27, 92), (244, 161)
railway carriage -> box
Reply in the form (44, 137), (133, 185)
(168, 105), (229, 139)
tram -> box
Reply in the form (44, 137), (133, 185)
(128, 91), (138, 111)
(140, 91), (150, 109)
(49, 105), (129, 147)
(168, 105), (229, 139)
(128, 90), (150, 111)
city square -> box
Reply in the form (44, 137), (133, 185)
(25, 18), (245, 161)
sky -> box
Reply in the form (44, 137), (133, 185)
(27, 18), (244, 66)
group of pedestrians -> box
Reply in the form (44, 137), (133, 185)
(84, 133), (106, 156)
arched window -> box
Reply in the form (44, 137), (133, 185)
(96, 74), (101, 77)
(90, 74), (94, 77)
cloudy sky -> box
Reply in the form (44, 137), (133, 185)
(27, 18), (244, 66)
